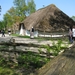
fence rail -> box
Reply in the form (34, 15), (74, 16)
(0, 41), (54, 59)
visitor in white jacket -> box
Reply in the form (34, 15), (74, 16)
(72, 25), (75, 40)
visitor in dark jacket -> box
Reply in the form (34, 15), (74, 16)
(1, 29), (5, 37)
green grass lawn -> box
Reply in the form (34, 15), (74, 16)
(11, 33), (69, 41)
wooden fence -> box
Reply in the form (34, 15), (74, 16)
(0, 40), (53, 59)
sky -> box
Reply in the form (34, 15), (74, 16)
(0, 0), (75, 21)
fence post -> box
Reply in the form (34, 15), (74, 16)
(12, 39), (17, 63)
(13, 39), (16, 50)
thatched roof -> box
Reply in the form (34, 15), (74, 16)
(33, 45), (75, 75)
(22, 4), (75, 32)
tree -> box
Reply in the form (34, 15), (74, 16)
(71, 16), (75, 21)
(3, 7), (17, 30)
(0, 21), (5, 29)
(13, 0), (36, 16)
(13, 0), (27, 21)
(27, 0), (36, 15)
(3, 13), (13, 29)
(3, 0), (36, 31)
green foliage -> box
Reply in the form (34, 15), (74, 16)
(17, 51), (48, 69)
(4, 13), (13, 28)
(0, 54), (20, 74)
(39, 40), (67, 57)
(11, 33), (30, 38)
(0, 20), (6, 30)
(0, 57), (6, 66)
(13, 0), (27, 18)
(27, 0), (36, 15)
(71, 16), (75, 21)
(3, 0), (36, 30)
(43, 44), (52, 58)
(0, 67), (19, 75)
(52, 40), (63, 56)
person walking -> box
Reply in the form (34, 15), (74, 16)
(8, 29), (11, 36)
(72, 25), (75, 41)
(1, 29), (5, 37)
(30, 27), (34, 39)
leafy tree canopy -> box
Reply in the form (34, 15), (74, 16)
(71, 16), (75, 21)
(3, 0), (36, 30)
